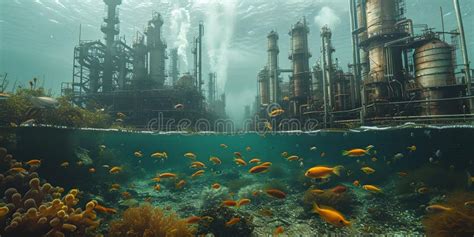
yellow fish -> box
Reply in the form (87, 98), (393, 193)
(249, 158), (261, 164)
(361, 167), (375, 174)
(175, 180), (186, 189)
(234, 158), (247, 166)
(191, 170), (205, 178)
(312, 203), (351, 227)
(209, 157), (222, 165)
(134, 151), (143, 158)
(407, 145), (416, 152)
(151, 152), (168, 159)
(109, 167), (122, 174)
(190, 161), (206, 169)
(287, 155), (299, 161)
(220, 144), (228, 149)
(264, 121), (273, 130)
(26, 159), (41, 166)
(362, 185), (382, 193)
(154, 184), (161, 191)
(184, 152), (197, 160)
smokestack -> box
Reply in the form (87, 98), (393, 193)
(101, 0), (122, 92)
(145, 12), (167, 88)
(267, 31), (280, 103)
(170, 48), (179, 86)
(289, 18), (311, 115)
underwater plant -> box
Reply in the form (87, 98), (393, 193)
(108, 204), (195, 237)
(422, 191), (474, 237)
(395, 165), (466, 195)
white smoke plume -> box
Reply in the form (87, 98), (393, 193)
(314, 6), (341, 29)
(202, 0), (237, 92)
(170, 5), (191, 69)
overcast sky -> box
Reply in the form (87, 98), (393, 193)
(0, 0), (472, 122)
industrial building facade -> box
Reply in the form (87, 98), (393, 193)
(255, 0), (472, 129)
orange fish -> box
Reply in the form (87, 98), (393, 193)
(260, 162), (272, 167)
(209, 157), (222, 165)
(154, 184), (161, 191)
(175, 180), (186, 189)
(287, 155), (299, 161)
(60, 161), (69, 168)
(425, 204), (453, 213)
(266, 189), (286, 199)
(151, 177), (161, 182)
(237, 198), (251, 207)
(305, 166), (344, 179)
(190, 161), (206, 169)
(26, 159), (41, 166)
(417, 187), (429, 194)
(225, 217), (240, 227)
(109, 166), (122, 174)
(191, 170), (205, 178)
(211, 183), (221, 189)
(313, 203), (351, 227)
(274, 226), (284, 236)
(249, 165), (269, 174)
(88, 168), (96, 173)
(310, 189), (325, 195)
(234, 158), (247, 166)
(249, 158), (261, 164)
(121, 191), (132, 199)
(246, 146), (252, 152)
(353, 180), (360, 187)
(234, 152), (242, 158)
(186, 216), (201, 224)
(94, 204), (117, 214)
(342, 148), (369, 157)
(110, 183), (121, 191)
(159, 173), (177, 179)
(222, 200), (237, 207)
(397, 172), (408, 177)
(320, 152), (326, 157)
(9, 167), (27, 173)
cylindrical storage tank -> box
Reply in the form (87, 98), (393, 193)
(366, 0), (397, 37)
(415, 39), (462, 115)
(368, 45), (385, 82)
(415, 40), (455, 88)
(356, 2), (368, 41)
(290, 22), (310, 99)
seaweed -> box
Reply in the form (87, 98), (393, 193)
(422, 191), (474, 237)
(108, 205), (195, 237)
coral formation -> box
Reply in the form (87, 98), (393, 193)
(422, 191), (474, 237)
(0, 147), (101, 237)
(395, 165), (465, 195)
(108, 205), (195, 237)
(200, 186), (231, 210)
(196, 206), (254, 237)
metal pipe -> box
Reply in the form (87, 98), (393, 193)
(349, 0), (361, 107)
(440, 7), (445, 41)
(453, 0), (472, 110)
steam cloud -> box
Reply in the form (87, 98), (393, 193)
(170, 6), (191, 70)
(314, 6), (341, 29)
(203, 0), (237, 92)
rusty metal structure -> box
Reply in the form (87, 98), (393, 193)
(289, 18), (312, 116)
(65, 1), (224, 129)
(254, 0), (472, 129)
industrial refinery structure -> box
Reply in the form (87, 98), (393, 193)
(255, 0), (472, 128)
(62, 0), (226, 129)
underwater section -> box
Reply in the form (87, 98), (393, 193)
(0, 126), (474, 236)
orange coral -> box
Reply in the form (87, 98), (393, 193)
(422, 191), (474, 237)
(0, 147), (101, 237)
(108, 205), (195, 237)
